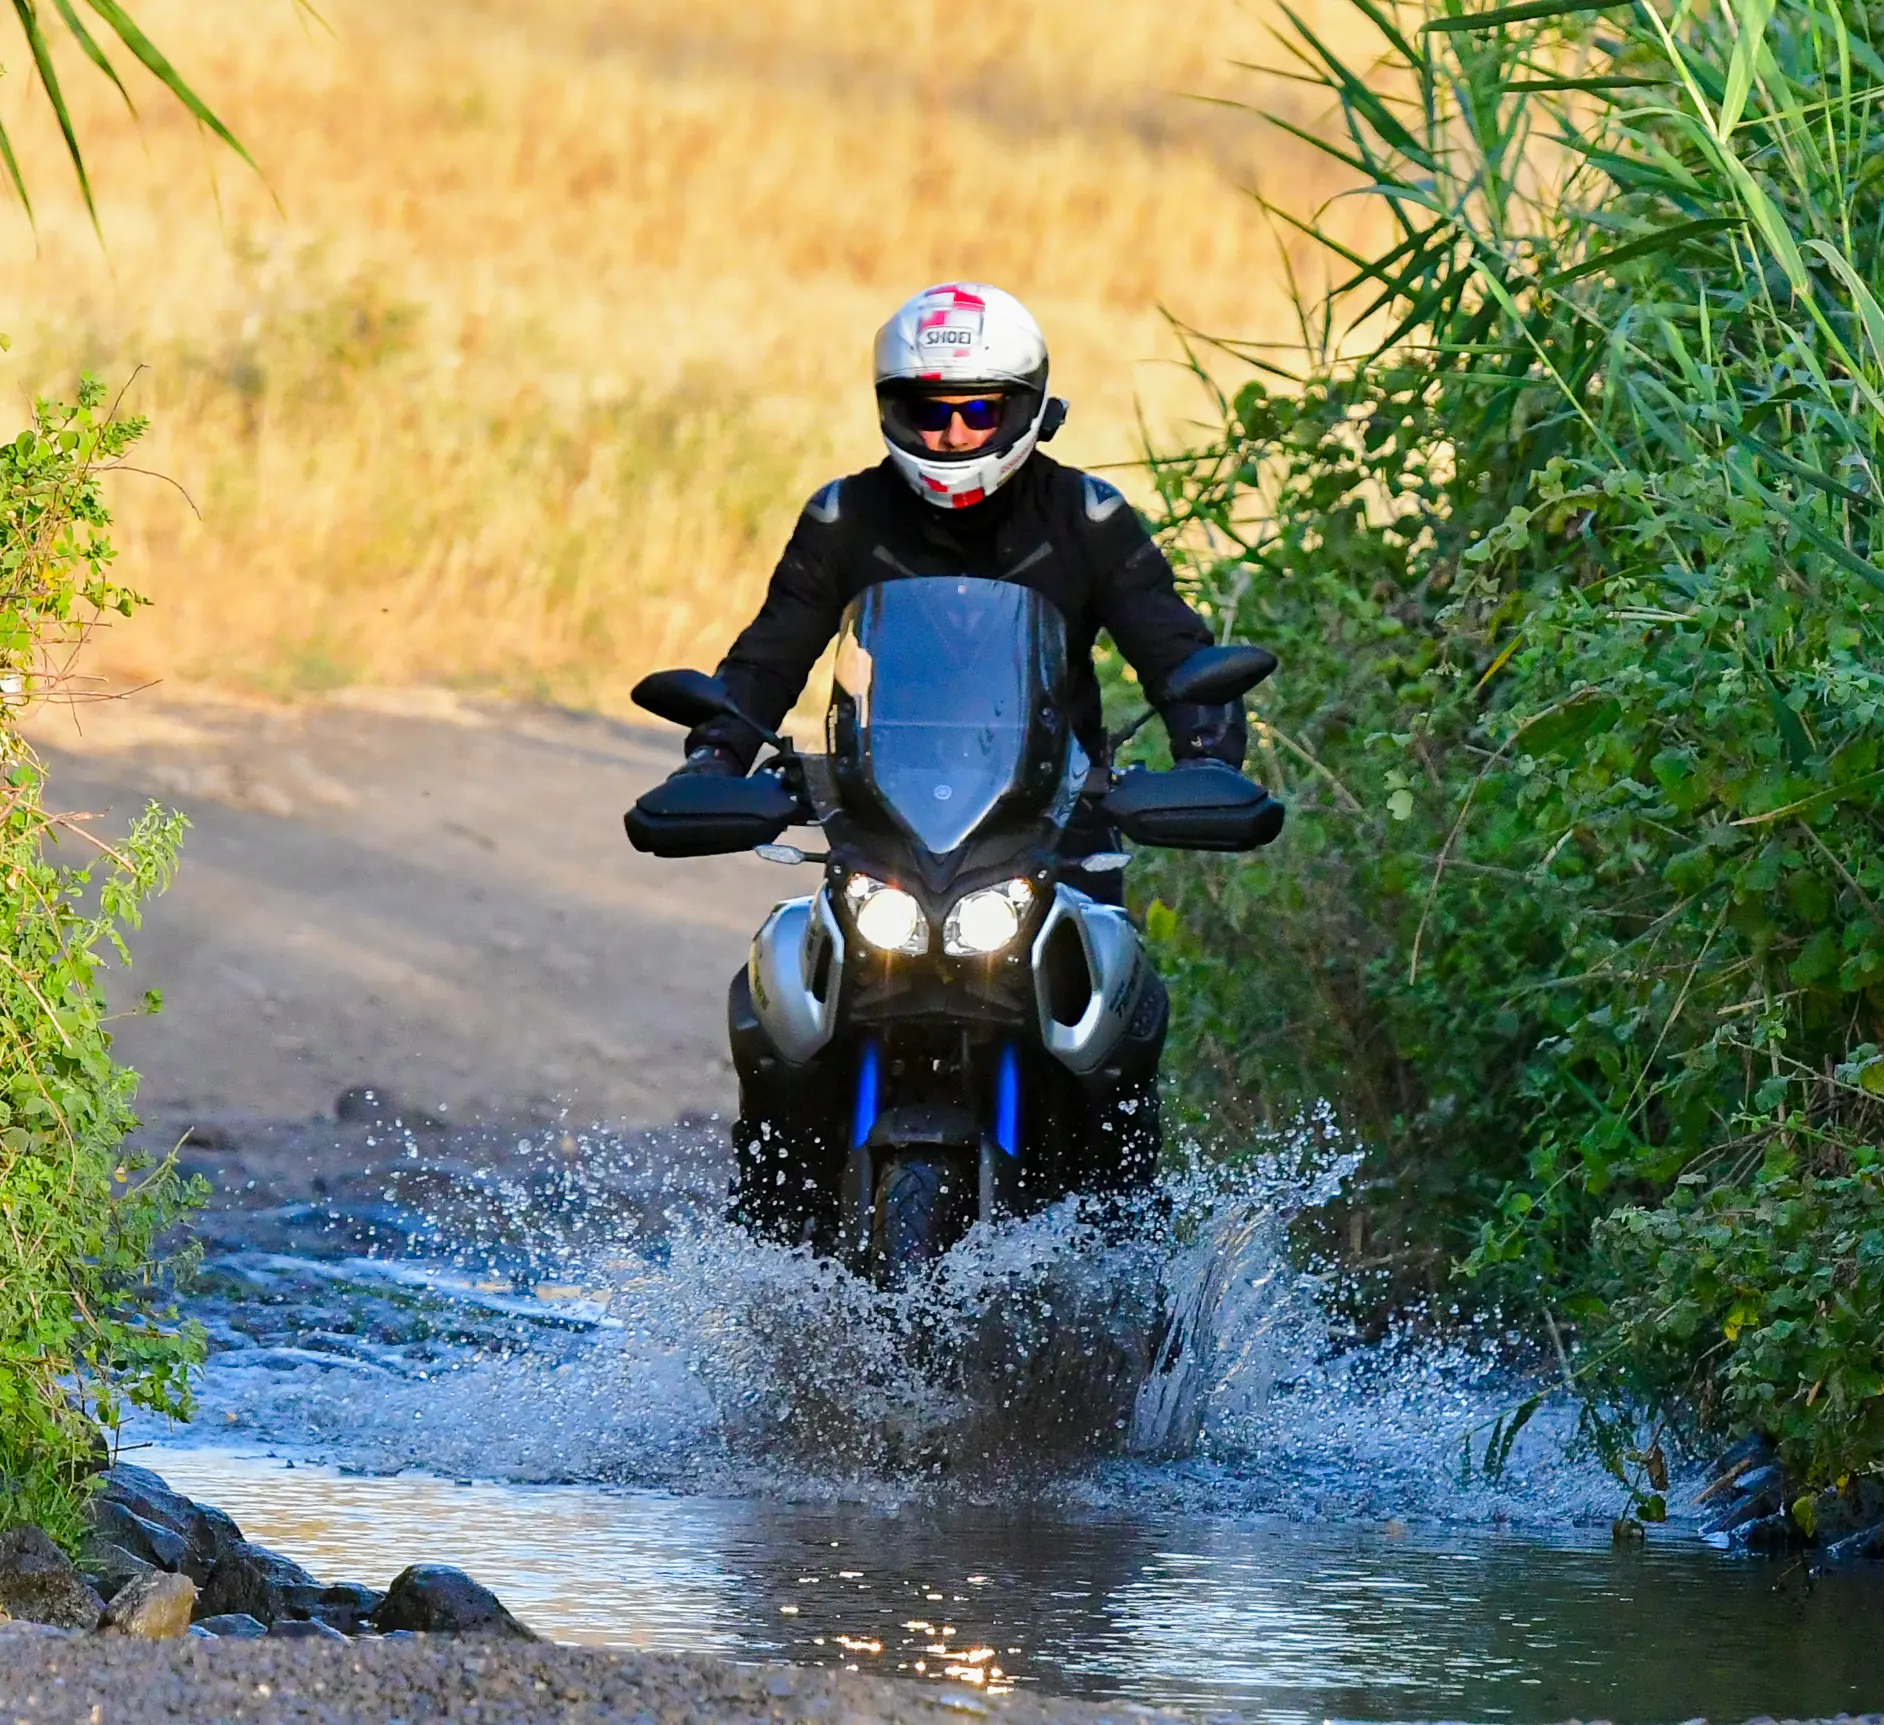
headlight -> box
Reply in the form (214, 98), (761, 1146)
(943, 879), (1034, 957)
(844, 874), (929, 955)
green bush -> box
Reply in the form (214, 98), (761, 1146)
(1137, 0), (1884, 1490)
(0, 380), (200, 1549)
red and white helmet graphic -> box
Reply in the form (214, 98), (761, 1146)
(873, 283), (1060, 509)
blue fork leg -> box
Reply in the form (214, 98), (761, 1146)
(980, 1039), (1022, 1224)
(851, 1036), (881, 1149)
(995, 1039), (1021, 1157)
(843, 1037), (882, 1265)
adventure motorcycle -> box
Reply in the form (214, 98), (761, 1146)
(624, 576), (1283, 1283)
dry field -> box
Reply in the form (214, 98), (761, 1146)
(0, 0), (1377, 714)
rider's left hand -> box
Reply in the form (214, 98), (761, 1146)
(1163, 699), (1248, 769)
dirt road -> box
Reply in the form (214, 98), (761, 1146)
(0, 1631), (1183, 1725)
(30, 691), (792, 1134)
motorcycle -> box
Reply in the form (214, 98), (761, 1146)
(624, 576), (1283, 1284)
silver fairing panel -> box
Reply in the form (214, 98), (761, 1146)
(748, 892), (845, 1065)
(1031, 884), (1151, 1075)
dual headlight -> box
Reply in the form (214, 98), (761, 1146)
(842, 874), (1035, 958)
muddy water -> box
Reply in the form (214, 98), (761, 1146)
(137, 1139), (1884, 1722)
(145, 1445), (1884, 1721)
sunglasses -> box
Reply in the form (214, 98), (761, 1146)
(903, 395), (1008, 433)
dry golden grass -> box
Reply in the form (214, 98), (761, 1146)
(0, 0), (1378, 713)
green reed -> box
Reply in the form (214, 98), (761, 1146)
(1138, 0), (1884, 1494)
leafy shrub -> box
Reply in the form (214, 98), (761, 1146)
(0, 380), (200, 1548)
(1137, 0), (1884, 1487)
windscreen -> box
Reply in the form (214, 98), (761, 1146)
(829, 578), (1069, 855)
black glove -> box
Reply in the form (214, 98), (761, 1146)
(1163, 700), (1248, 769)
(672, 744), (744, 779)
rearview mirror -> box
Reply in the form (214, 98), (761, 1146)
(631, 668), (736, 730)
(624, 773), (801, 857)
(1100, 764), (1286, 853)
(1156, 644), (1278, 708)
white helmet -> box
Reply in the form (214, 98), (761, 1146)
(873, 282), (1065, 509)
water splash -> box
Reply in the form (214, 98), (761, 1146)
(146, 1110), (1632, 1528)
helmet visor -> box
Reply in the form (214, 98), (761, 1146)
(877, 384), (1044, 464)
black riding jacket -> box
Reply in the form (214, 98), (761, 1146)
(688, 453), (1245, 772)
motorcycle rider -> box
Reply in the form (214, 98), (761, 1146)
(673, 282), (1246, 1236)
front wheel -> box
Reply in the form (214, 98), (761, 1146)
(871, 1156), (968, 1286)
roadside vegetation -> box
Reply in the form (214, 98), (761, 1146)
(0, 383), (202, 1548)
(1140, 0), (1884, 1503)
(1, 6), (237, 1546)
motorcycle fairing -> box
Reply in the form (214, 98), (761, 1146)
(828, 578), (1072, 860)
(746, 876), (1153, 1082)
(747, 893), (845, 1065)
(1031, 884), (1154, 1076)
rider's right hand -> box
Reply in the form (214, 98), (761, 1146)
(672, 744), (745, 780)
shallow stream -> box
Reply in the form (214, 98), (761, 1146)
(135, 1127), (1884, 1721)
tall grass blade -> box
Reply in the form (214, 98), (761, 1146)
(1539, 216), (1744, 286)
(1423, 0), (1634, 31)
(49, 0), (132, 112)
(1720, 0), (1779, 135)
(1803, 236), (1884, 373)
(81, 0), (256, 170)
(0, 116), (32, 223)
(13, 0), (99, 229)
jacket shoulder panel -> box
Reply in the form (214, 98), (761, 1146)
(804, 478), (844, 524)
(798, 464), (896, 531)
(1080, 473), (1129, 524)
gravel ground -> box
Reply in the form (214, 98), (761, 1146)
(0, 1632), (1191, 1725)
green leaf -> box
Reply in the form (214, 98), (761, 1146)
(1539, 219), (1742, 289)
(48, 0), (133, 113)
(1790, 928), (1841, 986)
(1802, 238), (1884, 379)
(1519, 697), (1623, 758)
(1733, 431), (1873, 509)
(13, 0), (100, 229)
(80, 0), (257, 171)
(1422, 0), (1633, 31)
(1719, 0), (1777, 138)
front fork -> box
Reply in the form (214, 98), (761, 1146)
(840, 1034), (1022, 1266)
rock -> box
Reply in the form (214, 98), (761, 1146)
(1714, 1431), (1776, 1476)
(1732, 1510), (1806, 1553)
(186, 1623), (216, 1638)
(0, 1527), (104, 1630)
(1807, 1477), (1884, 1547)
(1696, 1434), (1779, 1510)
(1824, 1519), (1884, 1563)
(101, 1571), (198, 1639)
(194, 1540), (324, 1627)
(271, 1616), (350, 1642)
(1732, 1461), (1786, 1499)
(87, 1500), (191, 1574)
(96, 1464), (245, 1583)
(369, 1565), (536, 1639)
(1701, 1472), (1786, 1537)
(313, 1582), (386, 1634)
(193, 1613), (269, 1639)
(76, 1539), (155, 1604)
